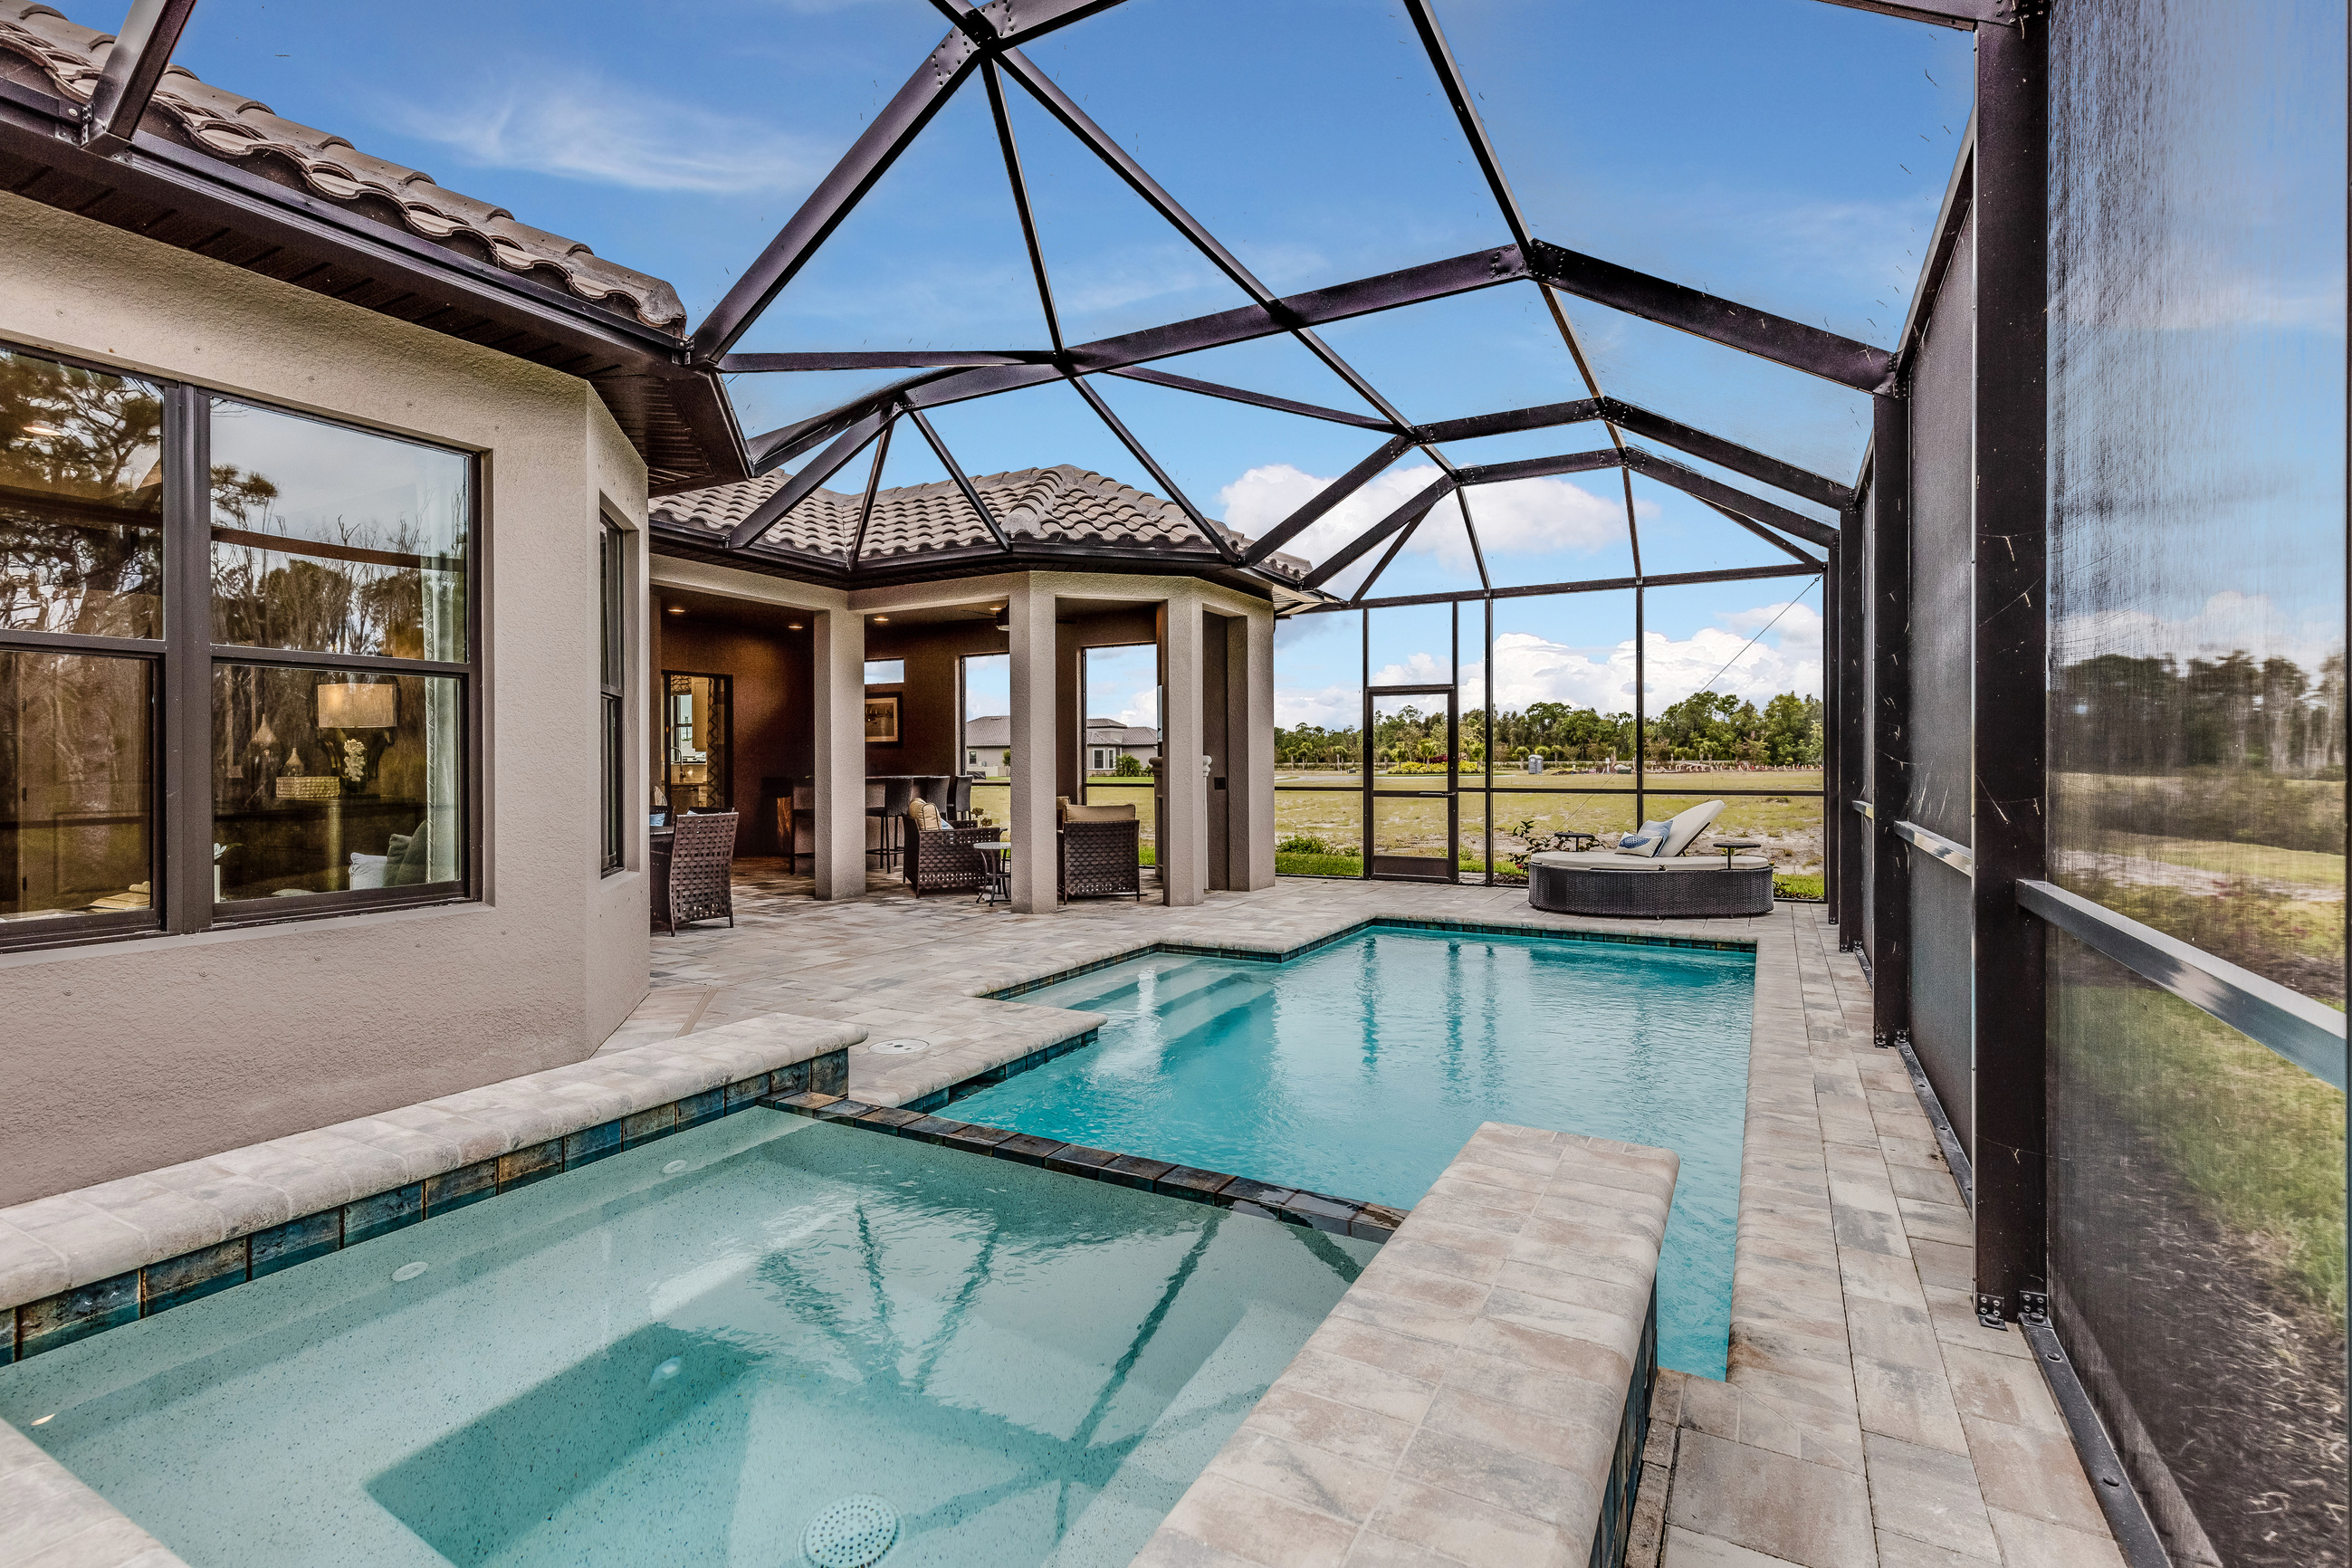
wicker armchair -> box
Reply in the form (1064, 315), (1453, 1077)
(908, 825), (1002, 897)
(655, 810), (737, 933)
(1059, 816), (1142, 902)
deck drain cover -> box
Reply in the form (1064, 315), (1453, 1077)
(869, 1038), (928, 1055)
(802, 1495), (898, 1567)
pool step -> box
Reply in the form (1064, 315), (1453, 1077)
(1145, 971), (1278, 1051)
(1041, 957), (1248, 1018)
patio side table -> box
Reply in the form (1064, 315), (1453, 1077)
(1711, 837), (1762, 868)
(975, 841), (1013, 906)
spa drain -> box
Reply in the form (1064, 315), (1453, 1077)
(801, 1495), (899, 1567)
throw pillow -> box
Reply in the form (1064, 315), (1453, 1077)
(1614, 819), (1671, 856)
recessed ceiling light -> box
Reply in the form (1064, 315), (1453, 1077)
(874, 615), (890, 623)
(665, 605), (684, 615)
(787, 622), (804, 631)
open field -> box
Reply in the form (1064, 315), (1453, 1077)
(970, 771), (1828, 875)
(1275, 768), (1827, 875)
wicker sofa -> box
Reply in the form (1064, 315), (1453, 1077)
(1525, 848), (1773, 919)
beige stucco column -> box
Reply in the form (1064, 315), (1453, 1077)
(1161, 590), (1209, 906)
(1008, 579), (1058, 913)
(1230, 606), (1277, 890)
(812, 607), (865, 899)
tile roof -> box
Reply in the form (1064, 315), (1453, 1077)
(650, 464), (1309, 580)
(0, 4), (686, 331)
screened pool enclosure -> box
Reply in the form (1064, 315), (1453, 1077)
(659, 1), (2347, 1562)
(11, 0), (2337, 1562)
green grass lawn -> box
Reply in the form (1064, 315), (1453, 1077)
(2059, 977), (2346, 1331)
(2088, 830), (2346, 889)
(971, 770), (1829, 879)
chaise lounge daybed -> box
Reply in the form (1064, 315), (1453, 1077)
(1525, 799), (1773, 919)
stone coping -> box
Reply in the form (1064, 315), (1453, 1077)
(1132, 1121), (1679, 1568)
(0, 1420), (188, 1568)
(0, 1013), (867, 1321)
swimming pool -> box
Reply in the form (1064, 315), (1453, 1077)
(957, 926), (1753, 1376)
(0, 1113), (1374, 1568)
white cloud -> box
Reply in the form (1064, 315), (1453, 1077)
(1275, 599), (1821, 729)
(1105, 685), (1160, 729)
(381, 72), (832, 194)
(1274, 682), (1364, 731)
(2055, 590), (2344, 680)
(1219, 462), (1626, 571)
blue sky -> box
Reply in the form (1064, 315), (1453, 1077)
(163, 1), (1984, 722)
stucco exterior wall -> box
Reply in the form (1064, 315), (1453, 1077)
(0, 192), (651, 1205)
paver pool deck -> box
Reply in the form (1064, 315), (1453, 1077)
(614, 863), (2126, 1568)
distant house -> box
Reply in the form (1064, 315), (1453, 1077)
(962, 716), (1158, 777)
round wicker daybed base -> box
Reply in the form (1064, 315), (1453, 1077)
(1525, 851), (1774, 919)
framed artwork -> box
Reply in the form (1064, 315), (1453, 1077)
(864, 693), (901, 744)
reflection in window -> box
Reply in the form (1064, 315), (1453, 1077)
(0, 652), (153, 923)
(211, 666), (462, 900)
(664, 672), (729, 812)
(207, 399), (469, 661)
(0, 347), (163, 639)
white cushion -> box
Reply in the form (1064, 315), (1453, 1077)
(1659, 799), (1726, 858)
(1526, 849), (1768, 872)
(1615, 819), (1671, 856)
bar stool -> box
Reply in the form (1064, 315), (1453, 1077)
(865, 780), (891, 870)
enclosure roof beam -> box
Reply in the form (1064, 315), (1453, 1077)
(727, 410), (885, 549)
(1528, 239), (1895, 394)
(1300, 559), (1822, 612)
(1105, 367), (1399, 432)
(992, 43), (1426, 440)
(1299, 474), (1455, 590)
(1066, 372), (1241, 562)
(1351, 504), (1430, 605)
(1419, 396), (1852, 510)
(905, 405), (1014, 552)
(1707, 499), (1829, 567)
(1802, 0), (1995, 28)
(1601, 401), (1854, 510)
(746, 244), (1526, 468)
(1456, 450), (1621, 485)
(721, 350), (1053, 371)
(1621, 446), (1840, 549)
(84, 0), (198, 156)
(981, 57), (1065, 355)
(846, 414), (897, 571)
(690, 28), (990, 361)
(1240, 434), (1418, 568)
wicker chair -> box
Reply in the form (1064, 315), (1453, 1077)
(1059, 815), (1142, 902)
(655, 810), (738, 933)
(908, 825), (1003, 897)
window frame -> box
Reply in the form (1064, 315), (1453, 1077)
(598, 517), (626, 875)
(0, 341), (483, 952)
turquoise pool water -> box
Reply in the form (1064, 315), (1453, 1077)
(0, 1114), (1373, 1568)
(958, 928), (1754, 1376)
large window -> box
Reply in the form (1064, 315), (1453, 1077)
(0, 343), (477, 949)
